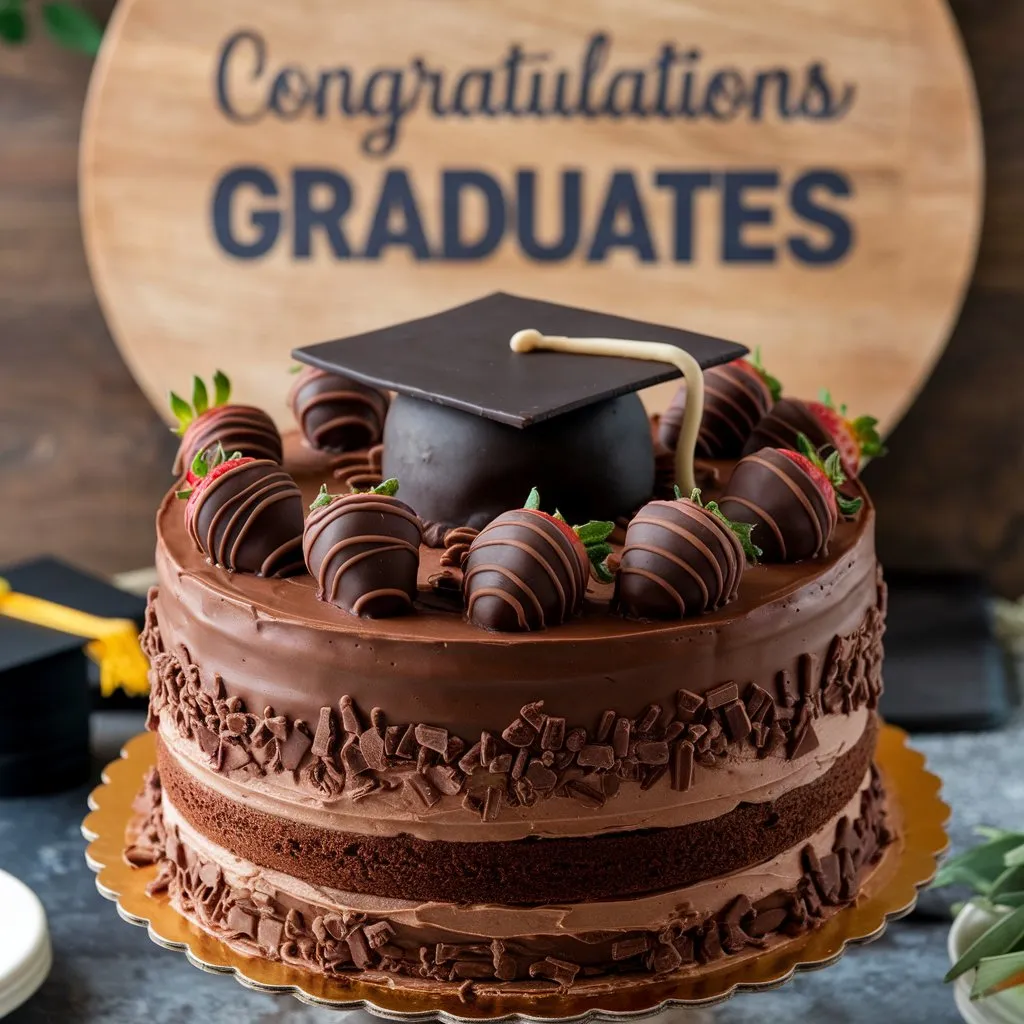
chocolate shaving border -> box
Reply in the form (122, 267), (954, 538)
(143, 570), (885, 815)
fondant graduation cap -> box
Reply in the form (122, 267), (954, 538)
(294, 293), (747, 529)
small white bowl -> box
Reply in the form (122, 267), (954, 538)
(948, 903), (1024, 1024)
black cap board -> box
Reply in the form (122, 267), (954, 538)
(293, 292), (747, 428)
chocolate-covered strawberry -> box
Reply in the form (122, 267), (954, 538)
(303, 478), (422, 618)
(615, 489), (759, 621)
(463, 488), (614, 632)
(178, 446), (304, 576)
(719, 434), (863, 563)
(170, 371), (282, 475)
(659, 350), (781, 459)
(289, 366), (389, 453)
(742, 390), (885, 478)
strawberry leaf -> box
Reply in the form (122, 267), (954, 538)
(946, 904), (1024, 982)
(673, 484), (683, 501)
(310, 483), (335, 510)
(212, 369), (231, 407)
(822, 450), (847, 487)
(575, 520), (614, 545)
(750, 347), (783, 401)
(523, 487), (541, 511)
(174, 488), (192, 500)
(851, 415), (887, 459)
(169, 391), (193, 434)
(192, 375), (209, 415)
(706, 500), (762, 564)
(796, 432), (827, 470)
(836, 493), (864, 517)
(371, 478), (400, 497)
(190, 449), (210, 480)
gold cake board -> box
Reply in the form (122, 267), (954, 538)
(82, 726), (948, 1022)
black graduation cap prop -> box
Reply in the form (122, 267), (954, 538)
(294, 293), (747, 529)
(0, 558), (149, 797)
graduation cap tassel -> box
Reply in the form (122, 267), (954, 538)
(510, 331), (704, 494)
(0, 577), (149, 698)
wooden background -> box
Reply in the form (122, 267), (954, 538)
(0, 0), (1021, 595)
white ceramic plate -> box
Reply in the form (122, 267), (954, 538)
(0, 869), (51, 1019)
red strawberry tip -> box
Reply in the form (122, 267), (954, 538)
(522, 488), (615, 583)
(789, 434), (863, 518)
(735, 347), (783, 402)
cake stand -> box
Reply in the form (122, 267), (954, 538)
(82, 725), (948, 1022)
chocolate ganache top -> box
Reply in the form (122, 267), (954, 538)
(152, 432), (879, 737)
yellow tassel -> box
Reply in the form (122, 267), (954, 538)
(0, 577), (150, 698)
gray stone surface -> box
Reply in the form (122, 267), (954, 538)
(2, 710), (1021, 1024)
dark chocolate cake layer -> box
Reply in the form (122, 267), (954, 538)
(156, 715), (876, 906)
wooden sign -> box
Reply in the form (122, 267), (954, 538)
(80, 0), (982, 430)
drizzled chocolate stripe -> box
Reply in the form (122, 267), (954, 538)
(719, 448), (837, 563)
(303, 493), (422, 618)
(616, 499), (744, 620)
(173, 405), (283, 475)
(331, 444), (384, 492)
(290, 367), (389, 453)
(187, 460), (304, 577)
(742, 397), (832, 460)
(659, 364), (772, 459)
(464, 511), (587, 632)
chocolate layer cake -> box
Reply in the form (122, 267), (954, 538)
(128, 297), (893, 1006)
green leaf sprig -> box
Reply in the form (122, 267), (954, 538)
(310, 477), (399, 510)
(795, 432), (864, 518)
(175, 444), (241, 499)
(749, 347), (783, 402)
(817, 389), (887, 460)
(168, 371), (231, 436)
(523, 487), (615, 584)
(934, 828), (1024, 999)
(676, 486), (762, 564)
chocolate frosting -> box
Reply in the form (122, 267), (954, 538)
(659, 364), (773, 459)
(719, 450), (838, 563)
(303, 493), (422, 618)
(381, 393), (654, 531)
(153, 460), (878, 739)
(464, 510), (588, 632)
(289, 367), (390, 453)
(131, 765), (891, 993)
(741, 397), (832, 460)
(615, 499), (745, 620)
(173, 405), (283, 475)
(186, 459), (305, 577)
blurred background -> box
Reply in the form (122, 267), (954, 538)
(0, 0), (1020, 597)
